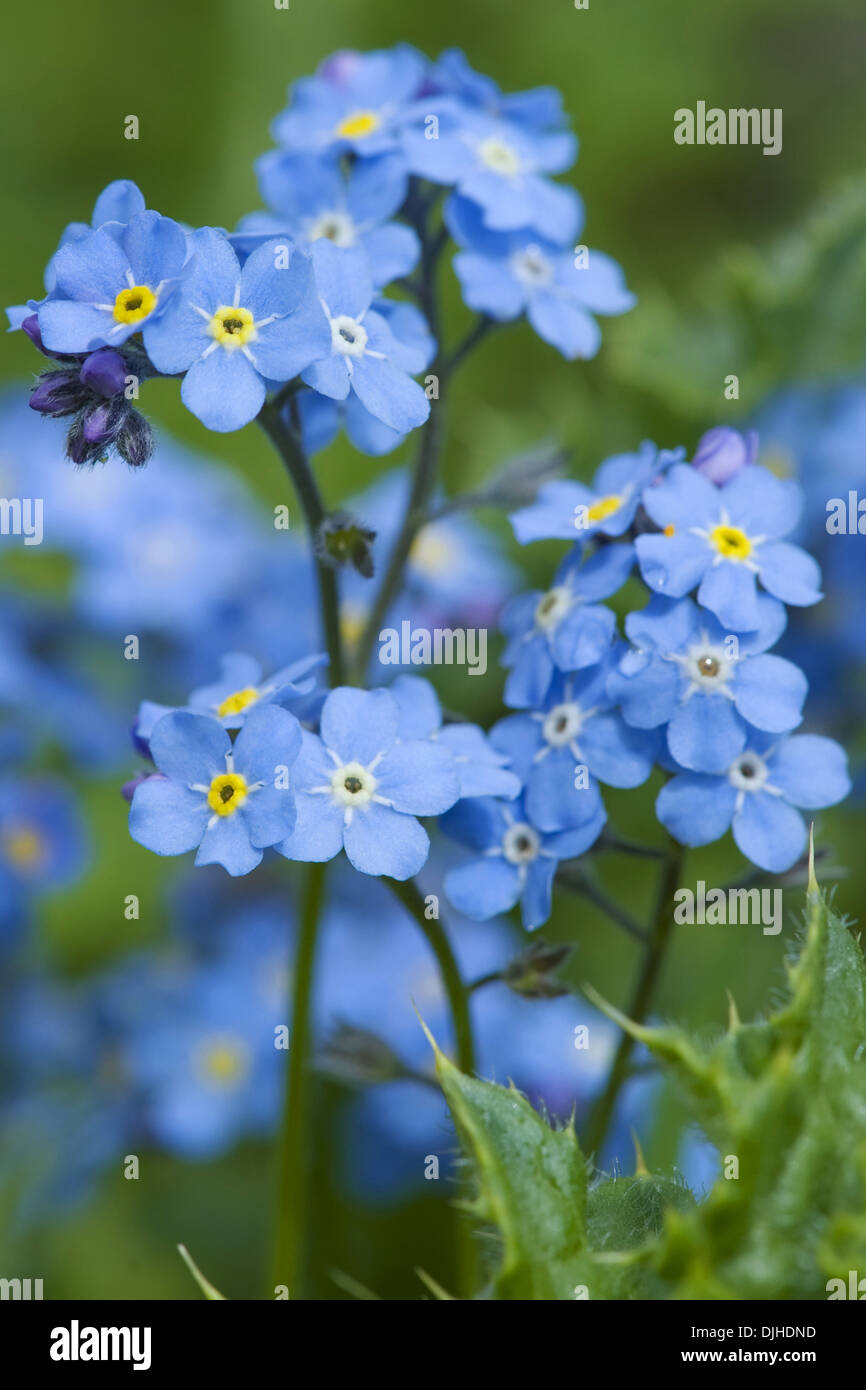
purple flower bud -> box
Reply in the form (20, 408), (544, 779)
(21, 313), (45, 353)
(691, 427), (758, 486)
(81, 397), (128, 446)
(319, 49), (362, 87)
(29, 370), (88, 418)
(80, 347), (128, 398)
(115, 410), (154, 468)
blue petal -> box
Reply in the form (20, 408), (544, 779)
(757, 542), (823, 607)
(656, 774), (737, 846)
(376, 740), (460, 815)
(150, 711), (230, 784)
(527, 292), (600, 359)
(350, 356), (430, 434)
(311, 240), (372, 317)
(195, 814), (262, 876)
(581, 712), (656, 786)
(732, 655), (807, 733)
(445, 856), (520, 918)
(181, 350), (266, 432)
(666, 694), (745, 774)
(240, 784), (297, 849)
(731, 794), (806, 873)
(521, 858), (557, 930)
(321, 686), (399, 764)
(233, 705), (302, 785)
(636, 532), (710, 598)
(390, 674), (441, 738)
(767, 735), (851, 809)
(697, 560), (761, 630)
(129, 778), (208, 855)
(344, 803), (429, 878)
(526, 748), (605, 831)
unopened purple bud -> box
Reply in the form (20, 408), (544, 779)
(82, 397), (128, 445)
(319, 49), (362, 87)
(80, 347), (128, 398)
(21, 313), (45, 353)
(29, 370), (87, 418)
(692, 428), (758, 486)
(115, 410), (154, 468)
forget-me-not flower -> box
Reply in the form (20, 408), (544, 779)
(129, 705), (301, 876)
(510, 440), (681, 544)
(276, 686), (459, 879)
(145, 228), (331, 432)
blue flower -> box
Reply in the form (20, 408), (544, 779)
(491, 656), (656, 832)
(428, 49), (569, 131)
(608, 594), (808, 774)
(271, 45), (427, 162)
(442, 794), (602, 930)
(656, 732), (850, 872)
(296, 300), (435, 456)
(501, 543), (634, 708)
(301, 242), (431, 435)
(135, 650), (327, 745)
(447, 195), (634, 358)
(119, 953), (286, 1158)
(129, 705), (301, 876)
(145, 228), (330, 432)
(389, 673), (521, 799)
(276, 686), (459, 879)
(510, 440), (681, 544)
(235, 151), (418, 288)
(0, 779), (87, 944)
(37, 210), (190, 354)
(635, 463), (822, 630)
(405, 103), (580, 242)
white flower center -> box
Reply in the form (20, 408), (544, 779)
(727, 751), (769, 794)
(684, 643), (735, 691)
(534, 585), (572, 632)
(330, 760), (378, 806)
(542, 701), (584, 748)
(511, 245), (553, 287)
(502, 822), (541, 864)
(478, 136), (522, 176)
(307, 210), (356, 248)
(331, 314), (368, 357)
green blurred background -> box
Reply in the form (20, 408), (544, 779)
(2, 0), (865, 1298)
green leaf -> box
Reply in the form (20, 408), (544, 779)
(432, 872), (866, 1300)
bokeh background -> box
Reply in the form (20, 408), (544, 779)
(1, 0), (865, 1299)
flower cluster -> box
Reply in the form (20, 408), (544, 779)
(433, 427), (847, 927)
(8, 46), (634, 455)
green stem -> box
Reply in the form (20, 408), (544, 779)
(272, 860), (327, 1299)
(584, 843), (685, 1157)
(556, 862), (648, 944)
(385, 876), (475, 1075)
(258, 400), (345, 686)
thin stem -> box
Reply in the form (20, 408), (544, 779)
(445, 315), (496, 374)
(258, 400), (345, 686)
(272, 860), (327, 1299)
(385, 876), (475, 1075)
(584, 843), (685, 1157)
(556, 862), (648, 944)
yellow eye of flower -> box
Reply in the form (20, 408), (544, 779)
(113, 285), (157, 324)
(3, 826), (43, 868)
(216, 687), (260, 719)
(336, 109), (381, 139)
(207, 772), (249, 817)
(663, 524), (676, 537)
(587, 494), (623, 523)
(196, 1035), (250, 1088)
(208, 305), (256, 348)
(710, 524), (752, 560)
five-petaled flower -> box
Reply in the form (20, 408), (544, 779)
(129, 705), (301, 876)
(276, 686), (459, 879)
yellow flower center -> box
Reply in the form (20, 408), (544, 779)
(336, 109), (380, 139)
(478, 137), (521, 176)
(409, 528), (455, 575)
(113, 285), (157, 324)
(587, 494), (623, 523)
(207, 772), (249, 817)
(3, 825), (43, 868)
(339, 600), (368, 649)
(663, 523), (676, 537)
(710, 524), (752, 560)
(196, 1034), (250, 1088)
(216, 687), (260, 719)
(208, 305), (257, 348)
